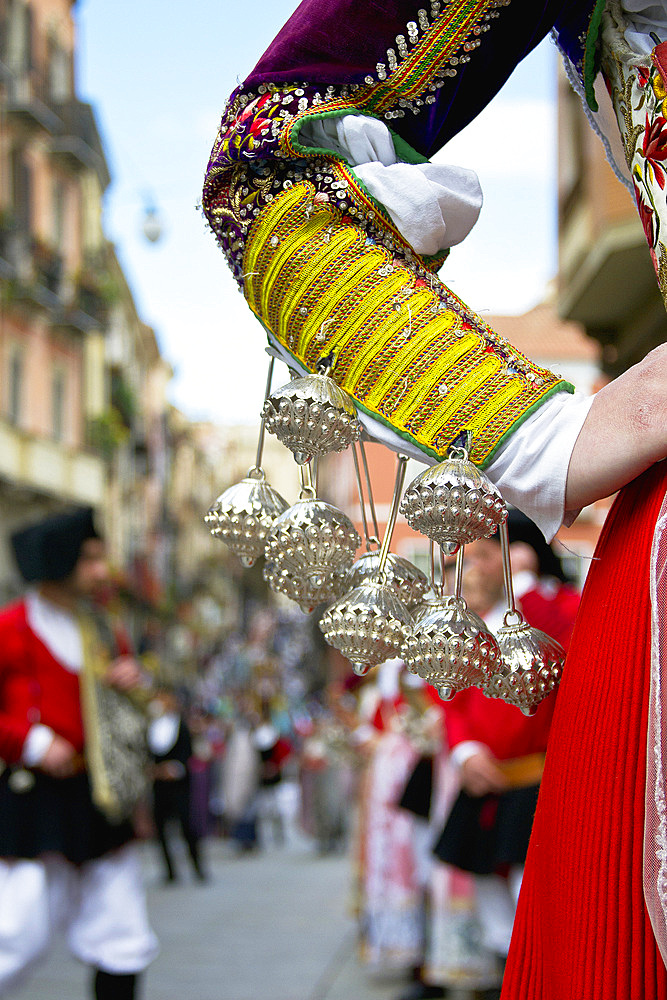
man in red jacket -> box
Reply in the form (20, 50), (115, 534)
(0, 508), (157, 999)
(433, 518), (579, 998)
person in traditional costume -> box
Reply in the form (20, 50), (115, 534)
(204, 0), (667, 995)
(0, 508), (158, 999)
(432, 520), (579, 999)
(352, 658), (431, 973)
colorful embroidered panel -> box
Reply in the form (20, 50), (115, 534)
(202, 0), (583, 470)
(242, 182), (566, 466)
(602, 7), (667, 303)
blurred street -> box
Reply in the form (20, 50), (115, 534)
(16, 838), (405, 1000)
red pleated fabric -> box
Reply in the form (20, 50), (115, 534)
(502, 461), (667, 1000)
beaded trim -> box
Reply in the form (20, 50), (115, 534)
(243, 183), (570, 467)
(279, 0), (510, 146)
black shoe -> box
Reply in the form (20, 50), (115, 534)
(397, 985), (446, 1000)
(93, 970), (137, 1000)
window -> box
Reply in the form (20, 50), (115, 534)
(48, 37), (72, 103)
(8, 349), (23, 426)
(52, 366), (66, 441)
(11, 147), (31, 232)
(5, 0), (33, 75)
(52, 179), (65, 246)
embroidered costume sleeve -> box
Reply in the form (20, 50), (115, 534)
(203, 0), (602, 468)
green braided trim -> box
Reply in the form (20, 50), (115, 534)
(584, 0), (608, 111)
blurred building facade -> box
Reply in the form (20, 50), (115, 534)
(557, 67), (667, 375)
(0, 0), (110, 593)
(0, 0), (243, 669)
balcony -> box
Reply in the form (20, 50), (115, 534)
(0, 227), (65, 311)
(50, 100), (111, 189)
(5, 71), (62, 134)
(0, 421), (106, 506)
(558, 214), (665, 376)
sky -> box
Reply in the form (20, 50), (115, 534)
(76, 1), (558, 426)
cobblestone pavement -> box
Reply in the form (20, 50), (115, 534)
(14, 838), (411, 1000)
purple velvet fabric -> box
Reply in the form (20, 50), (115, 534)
(244, 0), (600, 158)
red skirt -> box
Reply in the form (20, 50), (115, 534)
(502, 461), (667, 999)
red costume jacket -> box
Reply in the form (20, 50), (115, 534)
(0, 600), (85, 764)
(444, 583), (579, 762)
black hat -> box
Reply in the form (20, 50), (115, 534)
(10, 507), (101, 583)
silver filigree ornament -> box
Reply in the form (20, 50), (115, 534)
(480, 519), (566, 715)
(403, 596), (501, 701)
(399, 447), (507, 554)
(484, 609), (565, 717)
(204, 468), (289, 567)
(319, 579), (412, 676)
(262, 371), (362, 465)
(263, 497), (361, 613)
(345, 550), (429, 609)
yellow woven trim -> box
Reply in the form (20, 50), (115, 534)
(260, 215), (336, 318)
(242, 183), (564, 465)
(364, 311), (458, 407)
(327, 271), (413, 355)
(277, 228), (360, 344)
(299, 251), (388, 356)
(419, 356), (502, 439)
(343, 294), (430, 392)
(395, 333), (480, 424)
(467, 381), (525, 438)
(243, 183), (307, 292)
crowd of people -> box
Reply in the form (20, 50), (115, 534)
(0, 501), (583, 1000)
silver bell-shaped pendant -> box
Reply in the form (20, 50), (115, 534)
(345, 550), (429, 609)
(204, 467), (289, 567)
(263, 492), (360, 613)
(400, 443), (506, 554)
(485, 609), (565, 716)
(320, 579), (412, 676)
(262, 369), (361, 465)
(403, 596), (502, 701)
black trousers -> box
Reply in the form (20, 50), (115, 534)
(152, 780), (203, 880)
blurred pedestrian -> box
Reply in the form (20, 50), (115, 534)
(300, 711), (351, 854)
(253, 718), (293, 849)
(218, 712), (261, 850)
(149, 688), (207, 883)
(353, 659), (427, 973)
(433, 521), (579, 998)
(0, 507), (157, 999)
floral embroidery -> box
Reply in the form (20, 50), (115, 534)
(602, 36), (667, 306)
(634, 179), (657, 251)
(653, 71), (667, 101)
(219, 92), (287, 161)
(641, 112), (667, 189)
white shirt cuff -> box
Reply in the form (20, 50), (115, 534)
(450, 740), (487, 769)
(485, 391), (594, 542)
(22, 725), (55, 767)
